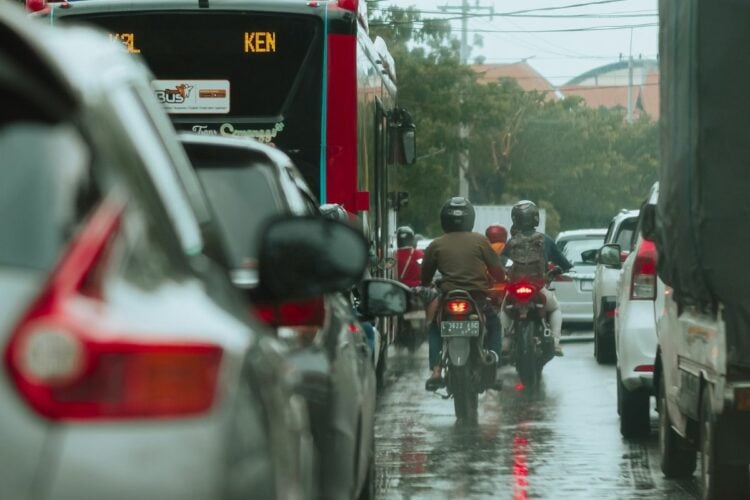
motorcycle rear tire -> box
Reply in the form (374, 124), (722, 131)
(451, 366), (478, 421)
(516, 322), (539, 388)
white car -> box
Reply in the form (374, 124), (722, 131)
(592, 209), (640, 363)
(610, 183), (660, 439)
(553, 229), (607, 326)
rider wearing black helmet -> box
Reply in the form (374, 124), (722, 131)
(421, 197), (506, 390)
(502, 200), (572, 356)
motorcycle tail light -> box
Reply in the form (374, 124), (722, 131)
(508, 283), (536, 301)
(445, 299), (471, 315)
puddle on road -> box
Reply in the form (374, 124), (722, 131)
(375, 342), (700, 499)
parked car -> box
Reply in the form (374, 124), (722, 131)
(592, 209), (640, 363)
(179, 133), (380, 500)
(553, 229), (606, 327)
(612, 183), (660, 439)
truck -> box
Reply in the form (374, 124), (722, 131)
(472, 204), (546, 235)
(653, 1), (750, 498)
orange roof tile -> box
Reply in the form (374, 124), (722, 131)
(472, 62), (557, 97)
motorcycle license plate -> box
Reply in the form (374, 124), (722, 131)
(441, 321), (480, 337)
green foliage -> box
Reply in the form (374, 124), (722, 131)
(368, 4), (659, 237)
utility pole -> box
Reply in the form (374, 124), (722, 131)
(439, 1), (494, 198)
(626, 28), (634, 123)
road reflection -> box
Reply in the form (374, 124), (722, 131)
(375, 339), (700, 499)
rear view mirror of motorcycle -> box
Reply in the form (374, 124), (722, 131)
(359, 278), (412, 317)
(257, 215), (368, 302)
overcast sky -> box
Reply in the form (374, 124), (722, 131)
(374, 0), (658, 86)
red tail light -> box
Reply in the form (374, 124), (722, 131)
(634, 364), (654, 372)
(445, 299), (471, 315)
(630, 240), (657, 300)
(4, 201), (222, 420)
(508, 283), (537, 301)
(25, 0), (48, 12)
(254, 297), (325, 328)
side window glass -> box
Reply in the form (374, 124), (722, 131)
(603, 221), (615, 243)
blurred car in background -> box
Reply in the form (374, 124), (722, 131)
(179, 134), (381, 500)
(613, 182), (660, 439)
(553, 229), (606, 328)
(592, 209), (640, 363)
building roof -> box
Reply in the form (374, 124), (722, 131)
(561, 60), (660, 120)
(472, 61), (557, 97)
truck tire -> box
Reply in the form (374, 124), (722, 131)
(699, 387), (749, 500)
(619, 376), (650, 439)
(658, 375), (696, 478)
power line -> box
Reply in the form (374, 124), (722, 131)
(369, 21), (659, 33)
(374, 0), (629, 17)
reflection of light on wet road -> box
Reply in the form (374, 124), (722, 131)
(512, 435), (529, 500)
(375, 340), (701, 499)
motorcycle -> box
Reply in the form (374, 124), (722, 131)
(502, 269), (560, 388)
(437, 290), (498, 420)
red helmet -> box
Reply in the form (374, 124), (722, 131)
(485, 224), (508, 243)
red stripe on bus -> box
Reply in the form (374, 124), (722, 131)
(325, 33), (358, 211)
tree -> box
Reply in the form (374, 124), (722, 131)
(368, 3), (659, 236)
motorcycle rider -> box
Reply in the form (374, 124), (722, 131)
(485, 224), (509, 305)
(501, 200), (572, 356)
(421, 197), (506, 390)
(395, 226), (424, 288)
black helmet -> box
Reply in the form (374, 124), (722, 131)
(320, 203), (349, 223)
(511, 200), (539, 230)
(396, 226), (415, 248)
(440, 197), (475, 233)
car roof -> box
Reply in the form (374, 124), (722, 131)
(612, 209), (640, 222)
(555, 228), (607, 241)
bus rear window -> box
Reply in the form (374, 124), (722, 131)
(76, 12), (320, 118)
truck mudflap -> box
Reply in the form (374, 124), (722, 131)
(716, 410), (750, 463)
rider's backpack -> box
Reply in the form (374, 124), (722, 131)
(507, 231), (546, 281)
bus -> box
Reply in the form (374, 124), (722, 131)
(42, 0), (416, 280)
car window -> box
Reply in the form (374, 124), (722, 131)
(603, 221), (615, 243)
(0, 122), (95, 271)
(562, 238), (605, 266)
(614, 218), (639, 251)
(195, 164), (283, 268)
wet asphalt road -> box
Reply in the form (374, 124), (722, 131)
(374, 333), (701, 499)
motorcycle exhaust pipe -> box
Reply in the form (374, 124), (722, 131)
(480, 350), (498, 389)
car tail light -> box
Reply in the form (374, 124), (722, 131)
(4, 201), (222, 420)
(254, 297), (325, 328)
(508, 283), (537, 301)
(630, 240), (657, 300)
(337, 0), (358, 11)
(25, 0), (47, 12)
(634, 364), (654, 372)
(445, 299), (471, 315)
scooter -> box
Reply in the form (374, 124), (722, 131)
(437, 290), (498, 420)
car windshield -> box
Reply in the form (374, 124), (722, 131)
(562, 238), (604, 266)
(195, 164), (281, 269)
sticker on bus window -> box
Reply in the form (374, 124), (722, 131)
(152, 80), (231, 114)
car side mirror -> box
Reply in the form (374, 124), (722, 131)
(359, 278), (411, 317)
(641, 203), (656, 242)
(581, 249), (598, 264)
(257, 215), (367, 301)
(598, 244), (622, 268)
